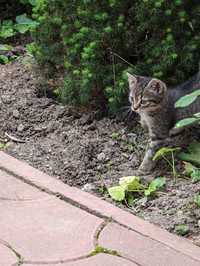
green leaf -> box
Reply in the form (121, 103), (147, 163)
(191, 169), (200, 183)
(16, 14), (36, 25)
(175, 224), (189, 236)
(145, 177), (166, 197)
(153, 147), (180, 161)
(127, 194), (135, 206)
(0, 143), (6, 149)
(183, 161), (195, 175)
(0, 44), (12, 52)
(15, 14), (39, 33)
(151, 176), (166, 188)
(175, 89), (200, 108)
(144, 188), (153, 197)
(194, 194), (200, 208)
(15, 24), (30, 34)
(178, 142), (200, 166)
(20, 0), (37, 5)
(111, 132), (120, 140)
(194, 112), (200, 118)
(108, 186), (125, 201)
(175, 117), (198, 129)
(0, 25), (15, 38)
(0, 55), (9, 64)
(119, 176), (143, 191)
(29, 0), (37, 5)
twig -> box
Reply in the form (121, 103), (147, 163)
(5, 132), (25, 143)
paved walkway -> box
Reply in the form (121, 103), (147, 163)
(1, 151), (200, 266)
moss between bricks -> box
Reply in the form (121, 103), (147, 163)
(89, 245), (120, 257)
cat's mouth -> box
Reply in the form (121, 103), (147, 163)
(131, 102), (141, 111)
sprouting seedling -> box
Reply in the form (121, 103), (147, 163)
(153, 147), (180, 181)
(0, 142), (7, 149)
(144, 177), (166, 197)
(175, 224), (189, 236)
(108, 176), (166, 203)
(97, 174), (106, 194)
(108, 176), (145, 202)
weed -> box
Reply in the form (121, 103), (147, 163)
(144, 177), (166, 197)
(0, 143), (7, 149)
(182, 156), (200, 183)
(97, 174), (106, 194)
(108, 176), (166, 203)
(127, 143), (134, 153)
(90, 245), (120, 257)
(111, 132), (121, 140)
(153, 147), (180, 181)
(178, 142), (200, 166)
(175, 224), (189, 236)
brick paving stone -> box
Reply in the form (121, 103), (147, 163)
(1, 151), (200, 265)
(0, 193), (102, 262)
(1, 152), (200, 262)
(0, 169), (47, 200)
(24, 253), (137, 266)
(0, 243), (17, 266)
(99, 223), (200, 266)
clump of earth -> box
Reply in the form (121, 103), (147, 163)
(1, 58), (200, 246)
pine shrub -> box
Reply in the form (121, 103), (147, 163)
(32, 0), (200, 113)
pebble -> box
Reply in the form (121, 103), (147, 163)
(12, 109), (20, 118)
(34, 126), (42, 132)
(82, 183), (96, 192)
(177, 210), (183, 217)
(97, 152), (106, 162)
(1, 95), (11, 104)
(17, 124), (25, 132)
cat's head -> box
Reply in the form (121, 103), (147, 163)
(127, 73), (167, 113)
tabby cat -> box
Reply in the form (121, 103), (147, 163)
(128, 72), (200, 175)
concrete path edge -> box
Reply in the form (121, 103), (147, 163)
(1, 151), (200, 262)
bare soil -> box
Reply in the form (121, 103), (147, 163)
(1, 58), (200, 246)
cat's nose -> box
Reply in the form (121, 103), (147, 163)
(133, 103), (140, 111)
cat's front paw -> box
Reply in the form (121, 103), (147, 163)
(134, 169), (155, 183)
(138, 159), (156, 174)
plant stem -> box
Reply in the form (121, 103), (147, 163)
(162, 153), (177, 181)
(171, 151), (177, 182)
(162, 154), (173, 169)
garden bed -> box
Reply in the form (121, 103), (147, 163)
(1, 58), (200, 246)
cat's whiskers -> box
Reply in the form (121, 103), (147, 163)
(119, 105), (135, 120)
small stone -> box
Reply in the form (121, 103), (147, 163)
(177, 210), (183, 217)
(127, 133), (137, 143)
(1, 95), (11, 104)
(122, 153), (129, 159)
(96, 165), (103, 171)
(17, 124), (25, 132)
(82, 183), (96, 192)
(34, 126), (42, 132)
(12, 110), (20, 118)
(97, 152), (106, 162)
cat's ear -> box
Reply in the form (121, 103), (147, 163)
(147, 79), (167, 94)
(127, 73), (137, 89)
